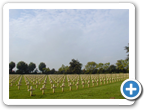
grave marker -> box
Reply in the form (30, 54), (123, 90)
(82, 81), (85, 88)
(69, 82), (73, 91)
(96, 79), (99, 86)
(51, 84), (57, 93)
(10, 81), (13, 86)
(112, 78), (114, 83)
(87, 80), (90, 88)
(50, 81), (54, 86)
(32, 80), (35, 84)
(103, 78), (106, 84)
(26, 82), (31, 89)
(68, 80), (70, 84)
(28, 86), (35, 96)
(63, 79), (65, 83)
(60, 83), (65, 92)
(109, 78), (111, 83)
(100, 79), (102, 85)
(92, 80), (95, 87)
(107, 78), (109, 84)
(40, 85), (47, 95)
(75, 82), (79, 89)
(57, 81), (60, 86)
(35, 81), (39, 88)
(43, 80), (47, 87)
(16, 82), (22, 90)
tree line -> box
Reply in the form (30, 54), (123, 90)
(9, 44), (129, 74)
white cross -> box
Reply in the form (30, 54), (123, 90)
(126, 83), (137, 95)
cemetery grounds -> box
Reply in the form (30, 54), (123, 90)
(9, 73), (129, 99)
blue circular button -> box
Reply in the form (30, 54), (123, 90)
(121, 79), (142, 100)
(123, 81), (139, 97)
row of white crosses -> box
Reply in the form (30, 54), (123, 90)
(90, 75), (99, 86)
(98, 75), (112, 85)
(46, 75), (65, 93)
(74, 75), (93, 89)
(24, 75), (35, 96)
(10, 73), (129, 96)
(49, 75), (78, 92)
(24, 75), (47, 96)
(49, 76), (55, 89)
(16, 75), (22, 90)
(49, 76), (57, 93)
(9, 75), (20, 82)
(11, 75), (56, 96)
(67, 75), (79, 83)
(30, 75), (48, 95)
(91, 73), (129, 85)
(26, 75), (45, 83)
(32, 74), (128, 93)
(24, 76), (31, 89)
(28, 75), (45, 96)
(80, 75), (93, 87)
(26, 75), (46, 85)
(49, 75), (66, 93)
(82, 73), (127, 87)
(24, 75), (39, 89)
(49, 75), (65, 87)
(9, 75), (21, 86)
(67, 75), (81, 90)
(66, 75), (78, 90)
(39, 75), (48, 94)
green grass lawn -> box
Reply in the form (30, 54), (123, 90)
(9, 75), (125, 99)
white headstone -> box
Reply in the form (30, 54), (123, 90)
(51, 84), (57, 93)
(28, 86), (35, 96)
(40, 85), (47, 94)
(60, 83), (65, 92)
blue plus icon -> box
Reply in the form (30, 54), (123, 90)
(126, 83), (137, 95)
(121, 79), (142, 100)
(123, 81), (139, 97)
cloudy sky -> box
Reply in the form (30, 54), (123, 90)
(9, 9), (129, 71)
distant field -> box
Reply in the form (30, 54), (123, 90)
(9, 74), (128, 99)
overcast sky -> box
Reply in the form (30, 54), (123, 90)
(9, 9), (129, 71)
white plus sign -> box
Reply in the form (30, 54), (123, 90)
(126, 83), (137, 95)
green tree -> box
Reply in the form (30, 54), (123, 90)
(124, 59), (129, 73)
(85, 61), (97, 74)
(125, 44), (129, 61)
(17, 61), (28, 73)
(96, 63), (104, 69)
(124, 44), (129, 73)
(28, 62), (36, 73)
(39, 62), (46, 73)
(97, 68), (104, 73)
(69, 59), (82, 74)
(64, 66), (69, 74)
(108, 65), (116, 73)
(116, 59), (129, 73)
(103, 62), (110, 73)
(16, 70), (23, 74)
(58, 64), (65, 74)
(116, 60), (124, 72)
(43, 67), (50, 74)
(96, 63), (104, 73)
(82, 69), (86, 74)
(58, 64), (69, 74)
(9, 61), (15, 73)
(85, 61), (96, 70)
(50, 68), (56, 74)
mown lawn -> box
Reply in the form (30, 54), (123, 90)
(9, 75), (125, 99)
